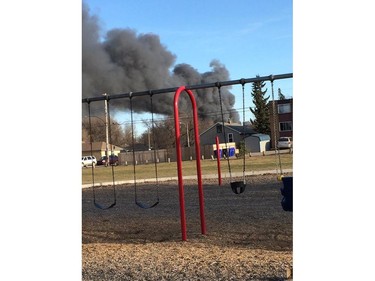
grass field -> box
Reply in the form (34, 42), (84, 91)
(82, 153), (292, 185)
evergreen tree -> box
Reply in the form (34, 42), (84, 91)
(278, 88), (286, 100)
(249, 77), (271, 135)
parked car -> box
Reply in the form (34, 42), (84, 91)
(82, 156), (97, 167)
(277, 137), (293, 149)
(97, 155), (119, 166)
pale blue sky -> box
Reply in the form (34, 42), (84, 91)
(84, 0), (293, 125)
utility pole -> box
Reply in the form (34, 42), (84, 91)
(148, 127), (151, 150)
(103, 93), (109, 167)
(180, 121), (190, 147)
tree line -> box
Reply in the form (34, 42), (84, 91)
(82, 116), (213, 150)
(250, 75), (287, 135)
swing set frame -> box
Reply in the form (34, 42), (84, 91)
(82, 73), (293, 241)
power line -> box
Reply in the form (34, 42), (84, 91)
(106, 107), (254, 125)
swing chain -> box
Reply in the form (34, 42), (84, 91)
(129, 92), (160, 209)
(270, 78), (284, 178)
(241, 81), (246, 184)
(149, 90), (160, 187)
(86, 102), (96, 194)
(87, 99), (117, 210)
(217, 83), (232, 183)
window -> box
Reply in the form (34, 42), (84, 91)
(228, 133), (234, 142)
(278, 103), (291, 114)
(279, 122), (293, 132)
(216, 124), (222, 133)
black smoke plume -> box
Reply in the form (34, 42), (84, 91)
(82, 3), (239, 123)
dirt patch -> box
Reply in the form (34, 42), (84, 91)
(82, 174), (293, 280)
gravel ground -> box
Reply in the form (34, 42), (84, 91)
(82, 174), (293, 280)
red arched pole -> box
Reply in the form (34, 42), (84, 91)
(215, 136), (222, 186)
(174, 86), (206, 241)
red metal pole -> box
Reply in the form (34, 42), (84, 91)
(215, 136), (222, 186)
(174, 86), (206, 241)
(174, 91), (186, 241)
(192, 93), (206, 236)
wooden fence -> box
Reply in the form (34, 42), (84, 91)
(118, 145), (215, 165)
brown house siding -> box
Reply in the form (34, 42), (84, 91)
(269, 99), (293, 149)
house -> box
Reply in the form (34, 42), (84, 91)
(268, 98), (293, 149)
(200, 122), (257, 146)
(82, 142), (123, 160)
(199, 122), (258, 155)
(200, 122), (273, 155)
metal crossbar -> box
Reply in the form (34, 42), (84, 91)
(82, 73), (293, 103)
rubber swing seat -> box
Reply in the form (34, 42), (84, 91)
(280, 176), (293, 212)
(230, 181), (246, 194)
(94, 201), (116, 210)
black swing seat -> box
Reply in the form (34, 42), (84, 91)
(94, 201), (116, 210)
(280, 176), (293, 212)
(134, 183), (160, 209)
(230, 181), (246, 194)
(135, 201), (159, 209)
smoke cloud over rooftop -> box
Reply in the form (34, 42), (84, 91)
(82, 4), (239, 122)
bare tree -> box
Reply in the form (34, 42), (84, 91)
(151, 117), (176, 149)
(122, 123), (134, 148)
(82, 116), (130, 147)
(82, 117), (107, 142)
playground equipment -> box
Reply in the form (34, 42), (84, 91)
(280, 176), (293, 211)
(173, 86), (206, 241)
(86, 98), (117, 210)
(82, 73), (293, 239)
(129, 92), (160, 209)
(270, 76), (293, 212)
(215, 136), (222, 186)
(217, 80), (247, 194)
(270, 78), (284, 181)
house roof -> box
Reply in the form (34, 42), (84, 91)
(267, 98), (293, 106)
(200, 122), (257, 136)
(226, 124), (257, 135)
(246, 133), (270, 141)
